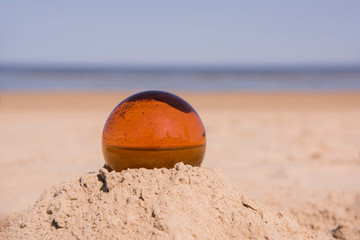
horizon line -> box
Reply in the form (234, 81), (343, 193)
(1, 63), (360, 74)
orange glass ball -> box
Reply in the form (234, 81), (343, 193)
(102, 90), (206, 171)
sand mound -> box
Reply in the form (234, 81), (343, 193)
(290, 191), (360, 240)
(2, 163), (316, 239)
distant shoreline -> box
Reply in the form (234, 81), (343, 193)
(1, 66), (360, 92)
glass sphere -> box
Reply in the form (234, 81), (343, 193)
(102, 90), (206, 171)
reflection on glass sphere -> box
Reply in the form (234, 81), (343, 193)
(102, 90), (206, 171)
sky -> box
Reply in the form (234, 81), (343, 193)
(0, 1), (360, 67)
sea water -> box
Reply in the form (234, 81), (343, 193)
(1, 67), (360, 92)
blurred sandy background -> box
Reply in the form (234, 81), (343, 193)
(1, 92), (359, 233)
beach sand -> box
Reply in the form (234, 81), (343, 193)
(1, 92), (360, 239)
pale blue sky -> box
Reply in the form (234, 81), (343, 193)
(1, 1), (359, 66)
